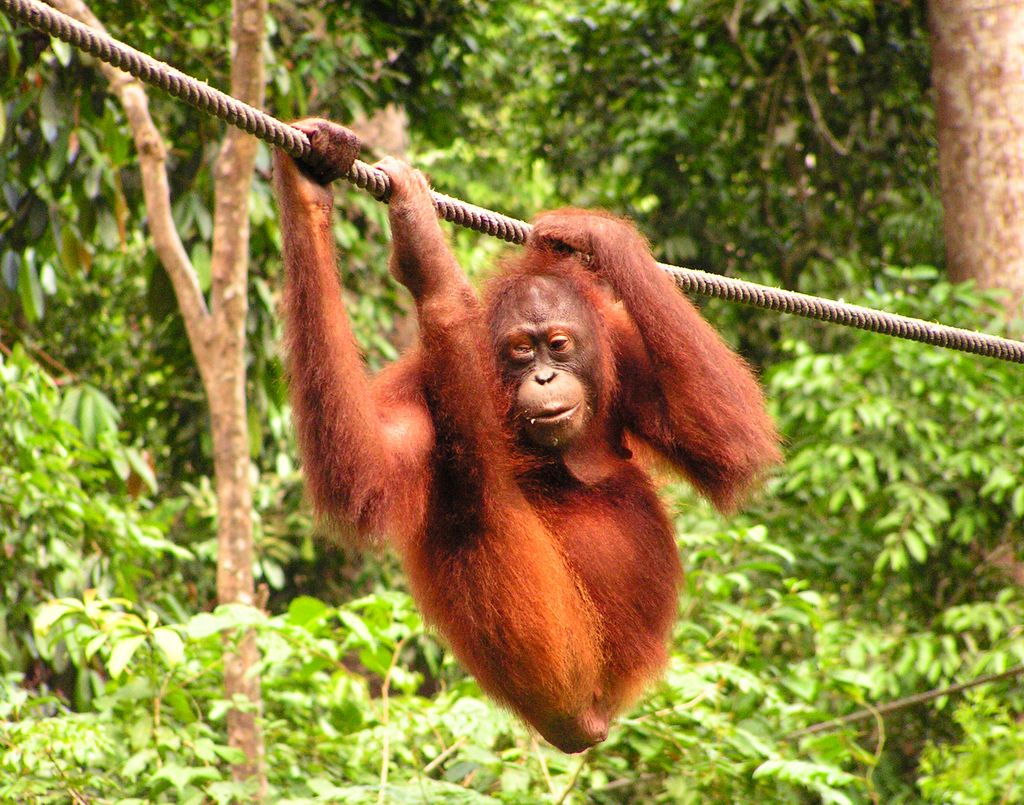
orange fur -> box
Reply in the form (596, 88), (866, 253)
(272, 143), (780, 752)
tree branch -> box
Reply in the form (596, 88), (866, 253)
(789, 665), (1024, 738)
(793, 35), (851, 157)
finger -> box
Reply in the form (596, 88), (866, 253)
(374, 155), (403, 170)
(374, 156), (409, 184)
(290, 119), (360, 185)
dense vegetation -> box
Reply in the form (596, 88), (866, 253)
(1, 1), (1022, 802)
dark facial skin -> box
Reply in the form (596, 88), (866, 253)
(493, 276), (601, 450)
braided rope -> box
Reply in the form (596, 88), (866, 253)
(3, 0), (1024, 363)
(660, 265), (1024, 362)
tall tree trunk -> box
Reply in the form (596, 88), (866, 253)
(210, 0), (268, 794)
(929, 0), (1024, 310)
(48, 0), (269, 796)
(209, 0), (268, 790)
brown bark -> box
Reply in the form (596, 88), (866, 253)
(210, 0), (267, 794)
(50, 0), (267, 795)
(930, 0), (1024, 310)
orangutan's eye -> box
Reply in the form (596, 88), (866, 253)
(510, 342), (535, 362)
(549, 334), (572, 353)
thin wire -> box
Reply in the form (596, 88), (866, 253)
(3, 0), (1024, 363)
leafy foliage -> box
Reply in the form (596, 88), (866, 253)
(0, 349), (185, 683)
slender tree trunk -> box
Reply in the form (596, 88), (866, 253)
(210, 0), (268, 795)
(209, 387), (262, 788)
(929, 0), (1024, 310)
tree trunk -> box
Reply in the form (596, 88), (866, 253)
(210, 0), (268, 795)
(929, 0), (1024, 309)
(210, 391), (263, 790)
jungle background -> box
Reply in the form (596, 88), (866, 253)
(1, 1), (1023, 802)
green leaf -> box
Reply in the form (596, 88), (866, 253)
(191, 242), (211, 293)
(261, 560), (285, 590)
(122, 749), (158, 778)
(125, 447), (158, 493)
(39, 262), (57, 295)
(84, 385), (121, 433)
(187, 612), (229, 639)
(190, 28), (211, 49)
(150, 763), (221, 793)
(58, 384), (82, 424)
(1013, 485), (1024, 517)
(905, 531), (928, 563)
(78, 389), (96, 446)
(51, 39), (72, 67)
(153, 627), (185, 667)
(84, 632), (108, 660)
(287, 595), (329, 627)
(34, 601), (69, 635)
(108, 634), (146, 678)
(781, 674), (818, 702)
(339, 611), (376, 649)
(18, 253), (44, 322)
